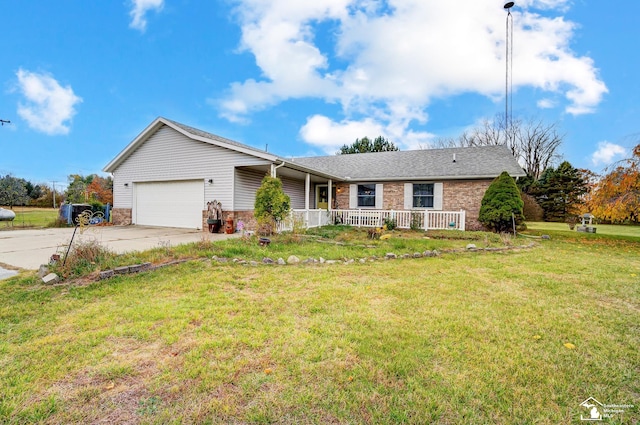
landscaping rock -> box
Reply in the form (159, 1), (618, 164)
(37, 265), (49, 278)
(359, 258), (366, 264)
(345, 259), (355, 264)
(287, 255), (300, 264)
(325, 260), (338, 264)
(432, 250), (440, 256)
(99, 270), (115, 280)
(541, 235), (551, 240)
(277, 258), (286, 265)
(385, 253), (397, 259)
(42, 273), (59, 285)
(114, 266), (130, 275)
(466, 244), (477, 250)
(302, 258), (315, 264)
(129, 264), (142, 273)
(402, 253), (411, 259)
(262, 257), (275, 264)
(249, 261), (259, 267)
(413, 252), (422, 258)
(319, 257), (326, 264)
(423, 250), (434, 257)
(141, 262), (152, 271)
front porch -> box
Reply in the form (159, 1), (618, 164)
(277, 209), (466, 232)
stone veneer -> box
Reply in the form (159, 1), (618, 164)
(202, 210), (257, 233)
(111, 208), (132, 225)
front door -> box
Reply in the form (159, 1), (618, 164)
(316, 185), (337, 209)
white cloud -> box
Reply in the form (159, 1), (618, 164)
(129, 0), (164, 32)
(591, 142), (627, 166)
(299, 114), (434, 154)
(16, 69), (82, 135)
(537, 98), (555, 109)
(220, 0), (607, 144)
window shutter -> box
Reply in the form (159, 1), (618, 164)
(375, 184), (383, 209)
(434, 182), (443, 210)
(349, 184), (357, 208)
(404, 183), (413, 210)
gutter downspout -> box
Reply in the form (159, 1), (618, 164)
(270, 161), (286, 178)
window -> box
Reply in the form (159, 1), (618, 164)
(357, 184), (376, 207)
(413, 183), (434, 208)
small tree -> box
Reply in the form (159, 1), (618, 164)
(479, 172), (524, 232)
(254, 176), (291, 235)
(0, 175), (29, 208)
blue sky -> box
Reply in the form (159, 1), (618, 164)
(1, 0), (638, 189)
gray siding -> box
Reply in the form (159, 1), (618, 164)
(112, 125), (270, 210)
(234, 168), (306, 210)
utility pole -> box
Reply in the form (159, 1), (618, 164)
(0, 119), (11, 126)
(52, 181), (58, 209)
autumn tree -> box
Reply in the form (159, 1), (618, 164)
(587, 144), (640, 223)
(338, 136), (399, 154)
(87, 175), (113, 205)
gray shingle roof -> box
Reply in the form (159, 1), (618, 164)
(290, 145), (526, 181)
(164, 118), (273, 157)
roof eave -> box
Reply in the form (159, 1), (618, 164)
(342, 172), (527, 182)
(103, 117), (282, 173)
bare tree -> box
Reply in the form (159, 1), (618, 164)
(433, 114), (562, 179)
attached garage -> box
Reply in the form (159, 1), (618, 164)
(133, 180), (204, 229)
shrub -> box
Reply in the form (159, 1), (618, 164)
(254, 176), (291, 235)
(55, 239), (114, 278)
(383, 217), (397, 231)
(478, 172), (524, 233)
(521, 192), (544, 222)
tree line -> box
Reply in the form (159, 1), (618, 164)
(0, 174), (113, 209)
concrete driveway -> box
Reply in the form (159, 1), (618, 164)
(0, 225), (238, 270)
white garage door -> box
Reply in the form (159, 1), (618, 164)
(134, 180), (204, 229)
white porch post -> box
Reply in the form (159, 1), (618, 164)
(305, 173), (310, 228)
(328, 179), (333, 211)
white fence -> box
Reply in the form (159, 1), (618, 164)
(277, 209), (466, 232)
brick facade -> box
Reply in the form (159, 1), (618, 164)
(111, 208), (132, 225)
(336, 180), (492, 229)
(442, 180), (492, 229)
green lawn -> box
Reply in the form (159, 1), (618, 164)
(0, 207), (59, 229)
(1, 229), (638, 424)
(526, 221), (640, 239)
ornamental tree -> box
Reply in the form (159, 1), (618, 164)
(478, 171), (524, 232)
(587, 144), (640, 223)
(254, 176), (291, 234)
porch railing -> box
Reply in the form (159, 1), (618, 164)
(277, 209), (466, 232)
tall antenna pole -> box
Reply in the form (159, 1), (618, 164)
(504, 2), (514, 142)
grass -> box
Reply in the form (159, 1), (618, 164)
(1, 227), (639, 423)
(525, 221), (640, 239)
(0, 207), (59, 229)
